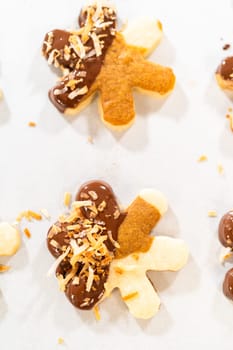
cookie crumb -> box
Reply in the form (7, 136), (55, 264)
(87, 136), (94, 144)
(24, 228), (31, 239)
(0, 265), (11, 273)
(58, 337), (64, 345)
(64, 192), (71, 207)
(226, 113), (233, 131)
(223, 43), (231, 50)
(197, 155), (208, 162)
(208, 210), (217, 217)
(40, 208), (51, 219)
(93, 305), (101, 321)
(217, 164), (224, 174)
(28, 121), (37, 127)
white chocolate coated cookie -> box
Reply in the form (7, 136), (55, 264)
(0, 223), (21, 256)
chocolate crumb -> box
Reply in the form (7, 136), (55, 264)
(223, 44), (231, 50)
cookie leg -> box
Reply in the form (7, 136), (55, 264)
(133, 61), (176, 96)
(117, 273), (161, 319)
(98, 83), (135, 130)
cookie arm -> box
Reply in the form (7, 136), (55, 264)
(133, 61), (176, 96)
(137, 236), (189, 271)
(98, 83), (135, 130)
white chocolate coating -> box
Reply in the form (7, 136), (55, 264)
(139, 188), (168, 216)
(105, 236), (189, 319)
(0, 223), (21, 256)
(122, 18), (163, 57)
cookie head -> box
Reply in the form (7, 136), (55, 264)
(218, 211), (233, 248)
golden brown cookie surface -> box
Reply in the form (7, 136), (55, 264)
(42, 2), (176, 130)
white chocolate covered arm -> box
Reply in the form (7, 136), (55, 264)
(122, 18), (163, 57)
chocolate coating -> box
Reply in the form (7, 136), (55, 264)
(216, 56), (233, 81)
(76, 180), (126, 251)
(223, 268), (233, 300)
(47, 180), (125, 310)
(218, 211), (233, 248)
(42, 5), (117, 112)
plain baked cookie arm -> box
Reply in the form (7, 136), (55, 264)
(133, 61), (176, 96)
(98, 82), (135, 129)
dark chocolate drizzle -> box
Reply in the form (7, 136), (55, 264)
(42, 5), (117, 112)
(47, 180), (125, 310)
(216, 56), (233, 81)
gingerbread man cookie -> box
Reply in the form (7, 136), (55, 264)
(47, 181), (188, 319)
(42, 1), (175, 130)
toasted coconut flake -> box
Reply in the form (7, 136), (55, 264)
(72, 200), (93, 209)
(113, 209), (120, 220)
(98, 200), (106, 212)
(93, 305), (101, 321)
(122, 291), (139, 301)
(67, 224), (81, 231)
(72, 276), (80, 285)
(197, 155), (208, 162)
(48, 49), (60, 65)
(208, 210), (217, 217)
(78, 71), (87, 77)
(219, 247), (233, 264)
(114, 266), (124, 274)
(53, 87), (68, 96)
(58, 337), (64, 345)
(50, 239), (60, 249)
(40, 208), (51, 220)
(69, 35), (86, 59)
(132, 253), (139, 261)
(28, 210), (42, 221)
(28, 121), (36, 127)
(85, 48), (96, 59)
(96, 21), (113, 29)
(217, 164), (224, 175)
(68, 85), (88, 100)
(64, 192), (72, 207)
(226, 113), (233, 131)
(88, 191), (98, 200)
(24, 228), (31, 239)
(47, 246), (70, 277)
(90, 32), (102, 56)
(0, 265), (11, 273)
(108, 230), (120, 248)
(86, 266), (94, 292)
